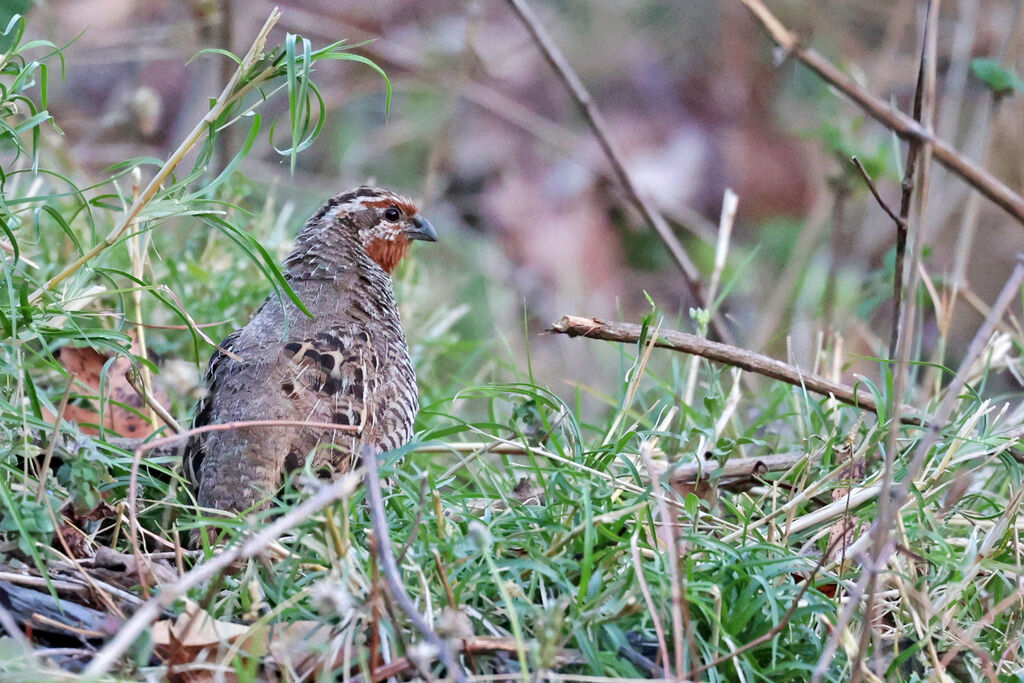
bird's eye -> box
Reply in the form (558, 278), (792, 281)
(384, 207), (401, 221)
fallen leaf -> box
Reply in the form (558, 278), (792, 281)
(51, 333), (169, 438)
(152, 601), (333, 681)
(155, 602), (253, 683)
(823, 457), (866, 568)
(55, 501), (118, 559)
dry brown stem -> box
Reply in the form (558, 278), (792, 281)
(362, 444), (468, 682)
(669, 451), (806, 488)
(550, 315), (922, 424)
(506, 0), (733, 344)
(638, 440), (693, 677)
(738, 0), (1024, 226)
(849, 156), (908, 360)
(857, 4), (940, 678)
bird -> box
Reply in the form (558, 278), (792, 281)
(183, 186), (437, 514)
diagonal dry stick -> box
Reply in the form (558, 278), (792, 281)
(83, 470), (362, 678)
(850, 156), (910, 362)
(737, 0), (1024, 226)
(126, 418), (360, 598)
(549, 315), (923, 425)
(506, 0), (733, 345)
(362, 445), (468, 682)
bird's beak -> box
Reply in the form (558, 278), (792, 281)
(404, 215), (438, 242)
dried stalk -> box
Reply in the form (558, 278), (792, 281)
(738, 0), (1024, 225)
(812, 255), (1024, 681)
(363, 445), (468, 682)
(506, 0), (733, 344)
(550, 315), (922, 424)
(857, 3), (940, 678)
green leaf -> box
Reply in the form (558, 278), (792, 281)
(200, 215), (314, 319)
(314, 52), (392, 118)
(187, 47), (242, 67)
(684, 491), (700, 516)
(187, 113), (261, 200)
(283, 33), (312, 173)
(971, 58), (1024, 96)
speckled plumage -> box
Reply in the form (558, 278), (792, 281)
(184, 187), (436, 513)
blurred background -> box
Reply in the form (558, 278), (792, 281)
(11, 0), (1024, 414)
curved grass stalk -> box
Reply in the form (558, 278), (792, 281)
(25, 9), (285, 306)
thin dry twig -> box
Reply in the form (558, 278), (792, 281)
(737, 0), (1024, 225)
(850, 154), (910, 361)
(36, 376), (74, 497)
(669, 451), (806, 488)
(638, 440), (695, 676)
(549, 315), (922, 424)
(126, 418), (360, 598)
(629, 533), (671, 677)
(82, 471), (362, 678)
(863, 4), (938, 678)
(505, 0), (733, 344)
(850, 157), (904, 230)
(362, 445), (468, 682)
(124, 369), (183, 435)
(690, 554), (828, 678)
(813, 254), (1024, 681)
(885, 5), (933, 364)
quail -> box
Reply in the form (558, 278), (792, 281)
(183, 186), (437, 513)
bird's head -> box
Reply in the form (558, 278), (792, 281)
(322, 186), (437, 274)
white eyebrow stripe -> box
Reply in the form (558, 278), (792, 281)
(339, 192), (417, 213)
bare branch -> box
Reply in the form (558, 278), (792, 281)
(849, 155), (908, 361)
(506, 0), (733, 344)
(549, 315), (922, 424)
(856, 3), (940, 678)
(850, 157), (904, 230)
(362, 445), (468, 682)
(738, 0), (1024, 226)
(669, 451), (806, 488)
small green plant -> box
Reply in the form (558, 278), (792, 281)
(971, 57), (1024, 97)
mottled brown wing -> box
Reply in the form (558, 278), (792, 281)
(274, 324), (380, 475)
(186, 322), (417, 513)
